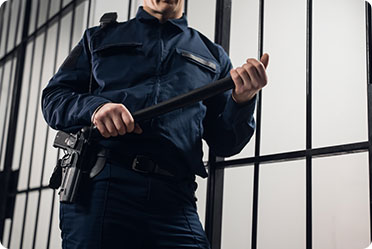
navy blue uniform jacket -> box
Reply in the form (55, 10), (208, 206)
(41, 7), (256, 178)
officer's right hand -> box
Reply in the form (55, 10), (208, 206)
(92, 103), (143, 138)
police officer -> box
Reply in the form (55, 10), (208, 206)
(42, 0), (269, 248)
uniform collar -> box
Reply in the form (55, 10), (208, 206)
(136, 6), (188, 32)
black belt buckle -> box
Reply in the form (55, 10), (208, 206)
(131, 155), (154, 174)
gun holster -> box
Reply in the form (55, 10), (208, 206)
(48, 128), (106, 203)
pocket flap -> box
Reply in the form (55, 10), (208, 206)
(93, 42), (143, 54)
(176, 48), (218, 73)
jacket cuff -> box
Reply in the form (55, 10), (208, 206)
(85, 97), (111, 123)
(91, 102), (109, 122)
(222, 94), (257, 127)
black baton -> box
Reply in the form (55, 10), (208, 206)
(133, 76), (234, 122)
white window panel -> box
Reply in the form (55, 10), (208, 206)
(9, 193), (26, 249)
(221, 166), (255, 249)
(187, 0), (216, 42)
(37, 0), (50, 29)
(49, 0), (61, 19)
(56, 11), (73, 69)
(2, 218), (11, 248)
(195, 174), (208, 227)
(34, 190), (54, 249)
(260, 0), (307, 156)
(72, 0), (88, 44)
(257, 160), (306, 249)
(43, 127), (58, 186)
(21, 191), (39, 249)
(313, 152), (370, 249)
(312, 0), (368, 147)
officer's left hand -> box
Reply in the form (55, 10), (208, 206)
(230, 53), (269, 104)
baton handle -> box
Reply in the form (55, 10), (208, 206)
(132, 76), (234, 122)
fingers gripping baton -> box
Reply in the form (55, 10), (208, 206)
(49, 77), (234, 203)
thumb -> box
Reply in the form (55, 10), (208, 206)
(260, 53), (269, 69)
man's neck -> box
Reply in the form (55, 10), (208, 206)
(142, 6), (182, 23)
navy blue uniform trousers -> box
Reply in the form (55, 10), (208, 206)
(59, 161), (210, 249)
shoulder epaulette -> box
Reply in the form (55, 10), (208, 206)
(99, 12), (118, 28)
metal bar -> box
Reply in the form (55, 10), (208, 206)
(68, 0), (77, 51)
(47, 1), (64, 248)
(46, 190), (56, 249)
(205, 1), (231, 248)
(306, 0), (313, 248)
(213, 0), (231, 54)
(0, 0), (15, 70)
(12, 0), (24, 48)
(215, 141), (370, 168)
(3, 0), (12, 57)
(0, 47), (18, 66)
(86, 0), (91, 28)
(127, 0), (132, 20)
(251, 0), (265, 248)
(0, 0), (33, 243)
(184, 0), (188, 16)
(205, 154), (225, 249)
(0, 0), (13, 158)
(365, 1), (372, 243)
(12, 186), (56, 195)
(0, 3), (5, 57)
(31, 0), (52, 247)
(18, 0), (42, 247)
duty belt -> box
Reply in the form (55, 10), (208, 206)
(91, 148), (175, 177)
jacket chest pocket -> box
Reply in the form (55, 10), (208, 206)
(174, 48), (220, 87)
(92, 42), (148, 88)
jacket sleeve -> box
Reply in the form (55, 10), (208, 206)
(41, 28), (111, 132)
(202, 46), (256, 157)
